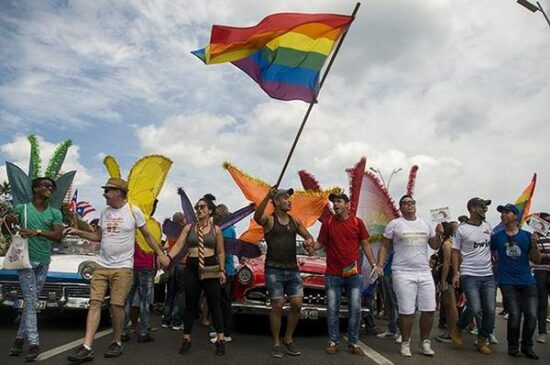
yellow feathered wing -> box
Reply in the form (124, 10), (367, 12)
(128, 155), (172, 253)
(103, 155), (172, 253)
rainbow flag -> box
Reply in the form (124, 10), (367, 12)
(493, 173), (537, 233)
(192, 12), (354, 102)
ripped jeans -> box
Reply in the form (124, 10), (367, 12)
(16, 261), (49, 344)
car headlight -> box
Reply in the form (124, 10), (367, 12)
(237, 267), (253, 285)
(78, 261), (95, 281)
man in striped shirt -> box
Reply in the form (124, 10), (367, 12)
(533, 212), (550, 344)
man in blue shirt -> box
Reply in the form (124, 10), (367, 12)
(490, 203), (541, 359)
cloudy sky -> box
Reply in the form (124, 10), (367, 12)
(1, 0), (549, 232)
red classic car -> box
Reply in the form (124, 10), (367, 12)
(231, 243), (369, 320)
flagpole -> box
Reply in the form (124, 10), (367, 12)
(275, 2), (361, 187)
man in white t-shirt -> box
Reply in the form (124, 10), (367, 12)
(451, 197), (495, 355)
(377, 195), (443, 357)
(64, 178), (166, 362)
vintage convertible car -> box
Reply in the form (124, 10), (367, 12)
(232, 242), (369, 320)
(0, 236), (105, 322)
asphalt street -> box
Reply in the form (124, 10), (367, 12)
(1, 310), (548, 365)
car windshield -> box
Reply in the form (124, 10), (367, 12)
(51, 236), (98, 255)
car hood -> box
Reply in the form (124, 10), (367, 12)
(0, 254), (97, 282)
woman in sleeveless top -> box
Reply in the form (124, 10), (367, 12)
(436, 222), (458, 343)
(163, 194), (227, 356)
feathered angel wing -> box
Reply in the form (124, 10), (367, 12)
(298, 170), (333, 222)
(356, 171), (400, 243)
(346, 157), (366, 217)
(406, 165), (419, 196)
(6, 162), (32, 206)
(127, 155), (173, 217)
(49, 171), (76, 209)
(103, 156), (122, 179)
(224, 161), (336, 243)
(177, 188), (197, 225)
(126, 155), (172, 253)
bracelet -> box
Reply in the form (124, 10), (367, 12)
(167, 254), (173, 263)
(219, 268), (225, 273)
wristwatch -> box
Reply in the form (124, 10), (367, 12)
(36, 229), (42, 236)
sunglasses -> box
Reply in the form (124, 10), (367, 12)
(38, 182), (56, 190)
(194, 204), (208, 211)
(103, 187), (118, 193)
(401, 200), (416, 206)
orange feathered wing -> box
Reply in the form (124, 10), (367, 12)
(223, 162), (337, 244)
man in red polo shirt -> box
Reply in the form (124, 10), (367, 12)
(308, 192), (376, 355)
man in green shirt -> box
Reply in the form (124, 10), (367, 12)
(5, 177), (64, 362)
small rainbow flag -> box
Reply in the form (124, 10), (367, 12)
(493, 173), (537, 233)
(192, 12), (354, 102)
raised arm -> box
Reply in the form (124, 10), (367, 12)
(253, 188), (274, 227)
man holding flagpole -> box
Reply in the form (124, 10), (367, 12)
(254, 187), (314, 358)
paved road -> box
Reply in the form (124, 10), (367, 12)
(1, 310), (548, 365)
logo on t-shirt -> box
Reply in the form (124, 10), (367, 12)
(505, 241), (521, 259)
(401, 231), (428, 246)
(473, 240), (490, 249)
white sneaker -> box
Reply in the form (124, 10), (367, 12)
(209, 331), (216, 338)
(536, 333), (546, 344)
(395, 334), (403, 344)
(400, 341), (412, 357)
(171, 325), (183, 331)
(210, 336), (232, 344)
(489, 333), (499, 344)
(419, 339), (435, 356)
(377, 330), (398, 339)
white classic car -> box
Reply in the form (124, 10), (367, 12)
(0, 236), (107, 322)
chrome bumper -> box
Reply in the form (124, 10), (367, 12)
(232, 302), (369, 320)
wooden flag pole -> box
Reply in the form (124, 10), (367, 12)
(275, 2), (361, 187)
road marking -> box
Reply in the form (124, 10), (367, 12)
(37, 328), (113, 361)
(343, 335), (394, 365)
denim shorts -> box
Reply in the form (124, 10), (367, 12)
(265, 267), (304, 300)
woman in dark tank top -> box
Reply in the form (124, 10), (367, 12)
(164, 194), (227, 356)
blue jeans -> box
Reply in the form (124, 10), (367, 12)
(326, 274), (362, 345)
(457, 275), (496, 339)
(123, 269), (154, 336)
(162, 265), (185, 326)
(500, 284), (538, 352)
(16, 261), (49, 344)
(380, 275), (398, 333)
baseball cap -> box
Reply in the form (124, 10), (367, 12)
(467, 197), (491, 210)
(101, 177), (129, 192)
(329, 192), (350, 202)
(497, 203), (519, 216)
(272, 188), (294, 200)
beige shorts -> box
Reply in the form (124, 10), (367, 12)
(90, 266), (133, 306)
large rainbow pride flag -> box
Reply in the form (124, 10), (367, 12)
(192, 12), (354, 102)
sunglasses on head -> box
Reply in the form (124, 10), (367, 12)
(401, 200), (416, 206)
(194, 204), (208, 211)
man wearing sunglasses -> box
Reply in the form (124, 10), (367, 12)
(5, 177), (64, 362)
(451, 197), (495, 355)
(64, 178), (164, 363)
(376, 195), (443, 357)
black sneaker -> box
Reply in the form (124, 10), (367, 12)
(24, 344), (39, 362)
(522, 349), (540, 360)
(138, 333), (154, 343)
(282, 341), (301, 356)
(271, 346), (283, 358)
(215, 340), (225, 356)
(121, 334), (130, 343)
(104, 342), (123, 358)
(9, 337), (24, 356)
(179, 339), (191, 355)
(67, 345), (94, 363)
(508, 350), (522, 357)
